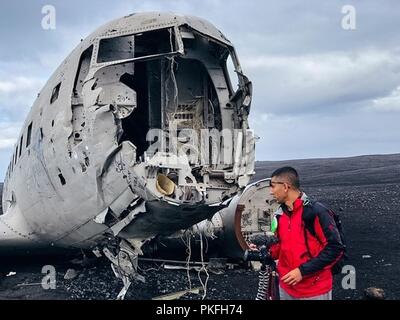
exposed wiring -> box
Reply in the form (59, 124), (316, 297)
(137, 262), (164, 272)
(181, 230), (193, 290)
(197, 226), (209, 299)
(169, 28), (174, 52)
(208, 99), (215, 118)
(170, 57), (179, 109)
(170, 28), (178, 106)
(165, 30), (178, 114)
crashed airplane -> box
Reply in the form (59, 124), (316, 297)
(0, 12), (254, 296)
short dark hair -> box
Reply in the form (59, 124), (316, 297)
(271, 166), (300, 190)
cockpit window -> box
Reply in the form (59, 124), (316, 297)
(226, 53), (239, 95)
(97, 35), (134, 63)
(97, 28), (177, 64)
(135, 28), (177, 58)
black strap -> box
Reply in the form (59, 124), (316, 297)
(303, 226), (313, 258)
(302, 203), (323, 258)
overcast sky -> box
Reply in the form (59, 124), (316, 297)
(1, 0), (400, 181)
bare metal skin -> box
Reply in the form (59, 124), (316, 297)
(0, 12), (254, 298)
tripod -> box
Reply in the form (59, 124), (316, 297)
(244, 235), (280, 300)
(255, 249), (280, 300)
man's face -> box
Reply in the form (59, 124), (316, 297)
(269, 176), (289, 204)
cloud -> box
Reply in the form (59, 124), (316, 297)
(0, 75), (45, 122)
(0, 122), (21, 149)
(367, 86), (400, 112)
(0, 139), (15, 150)
(0, 76), (43, 94)
(0, 124), (19, 182)
(245, 49), (400, 116)
(0, 122), (21, 180)
(250, 111), (400, 161)
(1, 0), (400, 180)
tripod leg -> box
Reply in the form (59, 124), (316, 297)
(270, 270), (280, 300)
(256, 265), (270, 300)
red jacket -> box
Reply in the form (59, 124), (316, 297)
(270, 197), (343, 298)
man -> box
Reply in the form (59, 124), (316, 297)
(266, 166), (344, 300)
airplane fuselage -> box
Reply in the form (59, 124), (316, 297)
(0, 13), (254, 255)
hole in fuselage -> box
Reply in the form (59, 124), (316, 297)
(118, 56), (221, 163)
(58, 174), (66, 186)
(120, 60), (161, 160)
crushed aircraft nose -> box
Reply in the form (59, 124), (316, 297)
(1, 12), (254, 299)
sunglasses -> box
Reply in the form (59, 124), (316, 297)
(268, 180), (288, 187)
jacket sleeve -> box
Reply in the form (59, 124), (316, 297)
(299, 207), (344, 276)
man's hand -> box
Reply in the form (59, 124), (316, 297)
(282, 268), (303, 286)
(248, 243), (257, 250)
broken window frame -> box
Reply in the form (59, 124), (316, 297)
(73, 45), (94, 97)
(224, 48), (246, 98)
(182, 27), (245, 98)
(92, 26), (185, 69)
(96, 34), (135, 64)
(224, 52), (238, 96)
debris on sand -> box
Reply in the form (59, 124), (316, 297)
(152, 287), (202, 300)
(364, 287), (385, 300)
(64, 269), (78, 280)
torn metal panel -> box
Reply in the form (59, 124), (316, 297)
(110, 199), (146, 236)
(117, 199), (224, 240)
(103, 241), (145, 300)
(94, 207), (109, 224)
(82, 78), (102, 108)
(98, 82), (137, 119)
(108, 187), (138, 218)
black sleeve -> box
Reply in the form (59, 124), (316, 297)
(299, 206), (344, 276)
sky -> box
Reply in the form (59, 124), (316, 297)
(1, 0), (400, 181)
